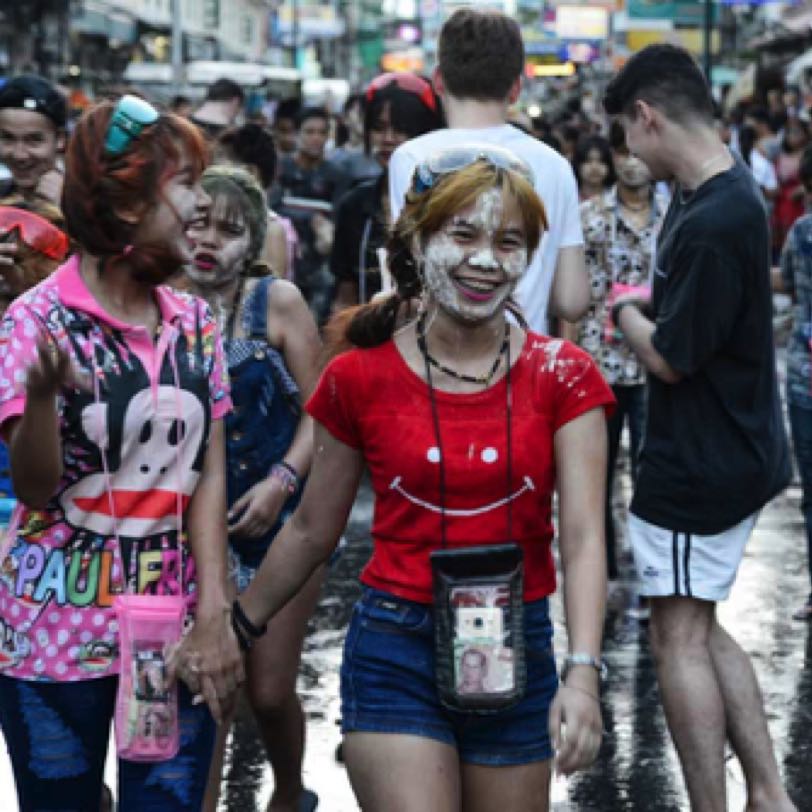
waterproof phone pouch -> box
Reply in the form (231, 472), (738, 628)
(431, 544), (525, 714)
(114, 594), (185, 762)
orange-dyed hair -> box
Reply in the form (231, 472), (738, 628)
(62, 102), (208, 280)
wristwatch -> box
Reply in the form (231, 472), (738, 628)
(561, 653), (608, 682)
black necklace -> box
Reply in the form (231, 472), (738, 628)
(416, 312), (509, 386)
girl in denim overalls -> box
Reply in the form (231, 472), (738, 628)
(185, 165), (322, 812)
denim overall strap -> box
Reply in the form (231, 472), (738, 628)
(240, 277), (299, 401)
(244, 276), (274, 340)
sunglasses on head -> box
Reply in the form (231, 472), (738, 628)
(0, 207), (69, 260)
(411, 144), (536, 194)
(105, 94), (159, 157)
(365, 72), (438, 113)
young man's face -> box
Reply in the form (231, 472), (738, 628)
(274, 117), (297, 154)
(297, 116), (329, 161)
(620, 111), (667, 182)
(0, 109), (63, 194)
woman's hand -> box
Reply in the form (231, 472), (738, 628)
(167, 608), (245, 724)
(228, 477), (289, 538)
(25, 336), (90, 399)
(548, 672), (604, 776)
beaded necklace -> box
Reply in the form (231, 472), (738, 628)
(416, 312), (509, 386)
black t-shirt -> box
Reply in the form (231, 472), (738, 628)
(330, 176), (387, 303)
(631, 158), (791, 534)
(276, 155), (347, 288)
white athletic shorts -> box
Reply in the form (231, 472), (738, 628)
(627, 511), (758, 602)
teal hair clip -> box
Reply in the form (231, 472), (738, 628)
(105, 95), (159, 157)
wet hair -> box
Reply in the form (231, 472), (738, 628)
(62, 101), (208, 284)
(200, 164), (268, 269)
(438, 9), (524, 102)
(217, 123), (277, 188)
(603, 44), (714, 126)
(327, 161), (547, 353)
(573, 134), (616, 190)
(295, 105), (329, 130)
(205, 78), (244, 104)
(363, 78), (444, 153)
(800, 144), (812, 191)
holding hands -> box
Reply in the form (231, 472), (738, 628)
(167, 607), (245, 724)
(548, 667), (604, 776)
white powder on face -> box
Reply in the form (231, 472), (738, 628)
(421, 188), (528, 323)
(186, 198), (251, 291)
(423, 231), (466, 314)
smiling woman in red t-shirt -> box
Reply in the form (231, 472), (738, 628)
(211, 143), (614, 811)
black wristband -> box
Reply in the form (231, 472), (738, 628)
(232, 598), (267, 640)
(611, 299), (635, 329)
(230, 610), (253, 652)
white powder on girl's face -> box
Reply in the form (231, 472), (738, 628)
(186, 197), (251, 292)
(421, 188), (528, 323)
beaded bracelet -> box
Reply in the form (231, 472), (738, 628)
(269, 461), (300, 494)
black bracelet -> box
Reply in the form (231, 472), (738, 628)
(611, 299), (635, 329)
(230, 610), (253, 653)
(232, 598), (267, 640)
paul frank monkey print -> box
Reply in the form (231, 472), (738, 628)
(0, 257), (230, 681)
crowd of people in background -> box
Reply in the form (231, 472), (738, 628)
(0, 5), (808, 812)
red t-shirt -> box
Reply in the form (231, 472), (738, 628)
(307, 333), (615, 603)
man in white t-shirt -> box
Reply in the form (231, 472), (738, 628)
(389, 9), (588, 334)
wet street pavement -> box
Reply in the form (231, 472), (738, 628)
(214, 469), (812, 812)
(0, 382), (810, 811)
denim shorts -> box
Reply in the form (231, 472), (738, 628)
(341, 587), (558, 766)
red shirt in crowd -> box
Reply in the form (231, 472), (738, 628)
(307, 333), (615, 604)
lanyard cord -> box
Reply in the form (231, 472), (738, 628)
(421, 324), (514, 548)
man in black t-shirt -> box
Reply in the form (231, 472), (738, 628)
(276, 105), (346, 324)
(605, 46), (795, 812)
